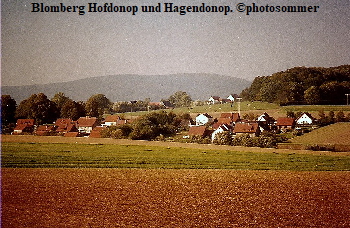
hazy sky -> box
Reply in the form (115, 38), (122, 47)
(2, 0), (350, 86)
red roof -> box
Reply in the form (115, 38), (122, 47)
(276, 117), (295, 126)
(188, 126), (210, 136)
(16, 119), (35, 126)
(77, 117), (99, 127)
(234, 123), (259, 133)
(104, 115), (121, 122)
(64, 132), (80, 137)
(89, 126), (106, 138)
(219, 113), (240, 122)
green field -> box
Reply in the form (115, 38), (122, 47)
(2, 142), (349, 171)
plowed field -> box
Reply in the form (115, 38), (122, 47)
(2, 169), (349, 227)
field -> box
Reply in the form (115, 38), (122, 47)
(2, 169), (350, 227)
(291, 122), (350, 145)
(2, 135), (350, 227)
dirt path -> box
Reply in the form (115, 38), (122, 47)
(2, 135), (350, 156)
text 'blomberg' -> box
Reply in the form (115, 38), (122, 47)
(31, 3), (320, 16)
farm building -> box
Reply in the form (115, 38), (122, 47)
(77, 117), (99, 134)
(211, 124), (233, 141)
(234, 122), (260, 137)
(276, 117), (296, 130)
(13, 119), (35, 135)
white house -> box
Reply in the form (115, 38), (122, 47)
(196, 113), (213, 126)
(227, 94), (238, 102)
(296, 113), (315, 125)
(211, 124), (233, 141)
(208, 96), (220, 105)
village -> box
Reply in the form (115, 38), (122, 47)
(11, 94), (325, 148)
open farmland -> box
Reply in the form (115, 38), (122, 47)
(291, 122), (350, 145)
(2, 135), (350, 227)
(2, 136), (350, 170)
(2, 169), (350, 227)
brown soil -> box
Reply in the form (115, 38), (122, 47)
(2, 168), (349, 227)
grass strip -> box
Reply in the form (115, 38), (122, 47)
(2, 142), (349, 171)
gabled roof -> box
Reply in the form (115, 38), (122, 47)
(16, 119), (35, 126)
(188, 126), (208, 136)
(104, 115), (121, 122)
(296, 112), (315, 120)
(55, 118), (73, 128)
(234, 123), (259, 133)
(209, 96), (220, 100)
(77, 117), (99, 127)
(89, 126), (106, 138)
(197, 113), (213, 118)
(276, 117), (295, 126)
(14, 124), (33, 131)
(218, 123), (233, 131)
(219, 113), (240, 122)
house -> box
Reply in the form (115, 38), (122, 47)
(256, 112), (275, 132)
(55, 118), (77, 134)
(217, 113), (240, 125)
(77, 117), (99, 134)
(208, 96), (221, 105)
(35, 125), (56, 136)
(13, 119), (35, 135)
(188, 126), (212, 138)
(211, 123), (233, 141)
(296, 113), (316, 126)
(276, 117), (295, 130)
(219, 98), (231, 104)
(257, 112), (275, 125)
(196, 113), (213, 126)
(227, 94), (239, 102)
(89, 126), (106, 138)
(234, 122), (260, 137)
(102, 115), (122, 127)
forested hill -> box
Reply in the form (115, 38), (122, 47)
(2, 73), (251, 103)
(240, 65), (350, 105)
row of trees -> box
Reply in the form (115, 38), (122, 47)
(1, 93), (112, 125)
(1, 91), (193, 126)
(240, 65), (350, 105)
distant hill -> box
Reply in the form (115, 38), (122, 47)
(2, 73), (251, 103)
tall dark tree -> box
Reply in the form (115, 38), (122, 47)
(61, 100), (86, 120)
(85, 94), (112, 118)
(1, 95), (17, 124)
(168, 91), (192, 107)
(51, 92), (71, 111)
(15, 93), (59, 125)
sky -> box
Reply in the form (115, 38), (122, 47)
(1, 0), (350, 86)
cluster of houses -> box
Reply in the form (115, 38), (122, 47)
(188, 112), (317, 141)
(12, 111), (317, 141)
(207, 94), (239, 104)
(12, 115), (132, 138)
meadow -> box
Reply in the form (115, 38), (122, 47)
(2, 141), (350, 171)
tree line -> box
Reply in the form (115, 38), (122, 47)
(1, 91), (192, 128)
(240, 65), (350, 105)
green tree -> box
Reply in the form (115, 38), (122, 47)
(51, 92), (71, 111)
(61, 100), (86, 120)
(85, 94), (112, 118)
(130, 111), (180, 140)
(15, 93), (59, 125)
(1, 95), (17, 124)
(304, 86), (321, 104)
(168, 91), (192, 107)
